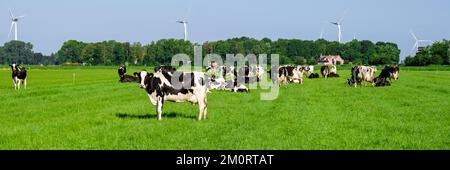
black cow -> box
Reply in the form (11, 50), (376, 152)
(308, 73), (320, 79)
(9, 64), (27, 90)
(118, 65), (139, 83)
(379, 65), (400, 81)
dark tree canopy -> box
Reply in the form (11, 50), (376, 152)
(404, 39), (450, 66)
(0, 37), (408, 66)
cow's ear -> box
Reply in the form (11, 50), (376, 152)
(147, 73), (154, 78)
(133, 72), (139, 77)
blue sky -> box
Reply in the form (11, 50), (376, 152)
(1, 0), (449, 61)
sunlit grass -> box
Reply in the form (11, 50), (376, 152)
(0, 66), (449, 149)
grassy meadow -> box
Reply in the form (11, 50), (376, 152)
(0, 65), (449, 149)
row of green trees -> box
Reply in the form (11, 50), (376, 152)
(0, 41), (56, 65)
(404, 40), (450, 66)
(1, 37), (403, 65)
(203, 37), (400, 65)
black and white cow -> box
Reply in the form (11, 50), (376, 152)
(118, 65), (140, 83)
(9, 64), (27, 90)
(347, 65), (378, 87)
(237, 66), (265, 82)
(273, 65), (305, 85)
(378, 65), (399, 81)
(137, 67), (208, 120)
(372, 65), (400, 87)
(321, 65), (339, 78)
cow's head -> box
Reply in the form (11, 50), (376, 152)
(393, 66), (400, 80)
(118, 65), (126, 77)
(137, 70), (152, 88)
(9, 64), (17, 71)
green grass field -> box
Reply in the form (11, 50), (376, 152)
(0, 66), (449, 150)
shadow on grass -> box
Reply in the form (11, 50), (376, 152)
(115, 112), (197, 120)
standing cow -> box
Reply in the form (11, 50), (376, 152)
(137, 67), (208, 121)
(9, 64), (27, 90)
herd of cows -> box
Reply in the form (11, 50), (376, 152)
(5, 63), (399, 121)
(116, 63), (400, 120)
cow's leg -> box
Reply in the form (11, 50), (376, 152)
(17, 79), (21, 90)
(156, 96), (163, 120)
(24, 79), (27, 90)
(197, 98), (205, 121)
(12, 79), (16, 90)
(201, 97), (208, 120)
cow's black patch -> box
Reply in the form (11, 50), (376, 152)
(10, 64), (27, 80)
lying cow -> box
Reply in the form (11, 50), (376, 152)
(275, 65), (305, 85)
(234, 66), (264, 83)
(378, 65), (399, 81)
(9, 64), (27, 90)
(372, 65), (400, 87)
(118, 65), (139, 83)
(308, 73), (320, 79)
(208, 76), (249, 93)
(321, 65), (339, 78)
(347, 65), (377, 87)
(137, 67), (208, 121)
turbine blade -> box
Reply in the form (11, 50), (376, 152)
(410, 43), (418, 54)
(16, 15), (26, 18)
(184, 5), (192, 21)
(410, 30), (418, 41)
(9, 9), (14, 18)
(338, 9), (349, 22)
(8, 22), (14, 38)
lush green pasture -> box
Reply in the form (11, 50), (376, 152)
(0, 66), (449, 150)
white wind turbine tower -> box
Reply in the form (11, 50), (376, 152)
(176, 6), (191, 41)
(330, 21), (342, 43)
(177, 20), (188, 41)
(9, 9), (25, 41)
(410, 30), (434, 55)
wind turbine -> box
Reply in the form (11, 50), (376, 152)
(8, 9), (25, 41)
(330, 21), (342, 43)
(410, 30), (434, 55)
(177, 20), (188, 41)
(176, 5), (191, 41)
(330, 10), (348, 43)
(319, 28), (325, 39)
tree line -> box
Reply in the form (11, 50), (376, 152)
(0, 41), (56, 65)
(1, 37), (405, 66)
(404, 40), (450, 66)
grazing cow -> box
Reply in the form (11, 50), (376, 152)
(118, 65), (139, 83)
(9, 64), (27, 90)
(138, 68), (208, 121)
(347, 65), (377, 87)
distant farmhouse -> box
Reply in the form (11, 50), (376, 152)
(318, 55), (344, 65)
